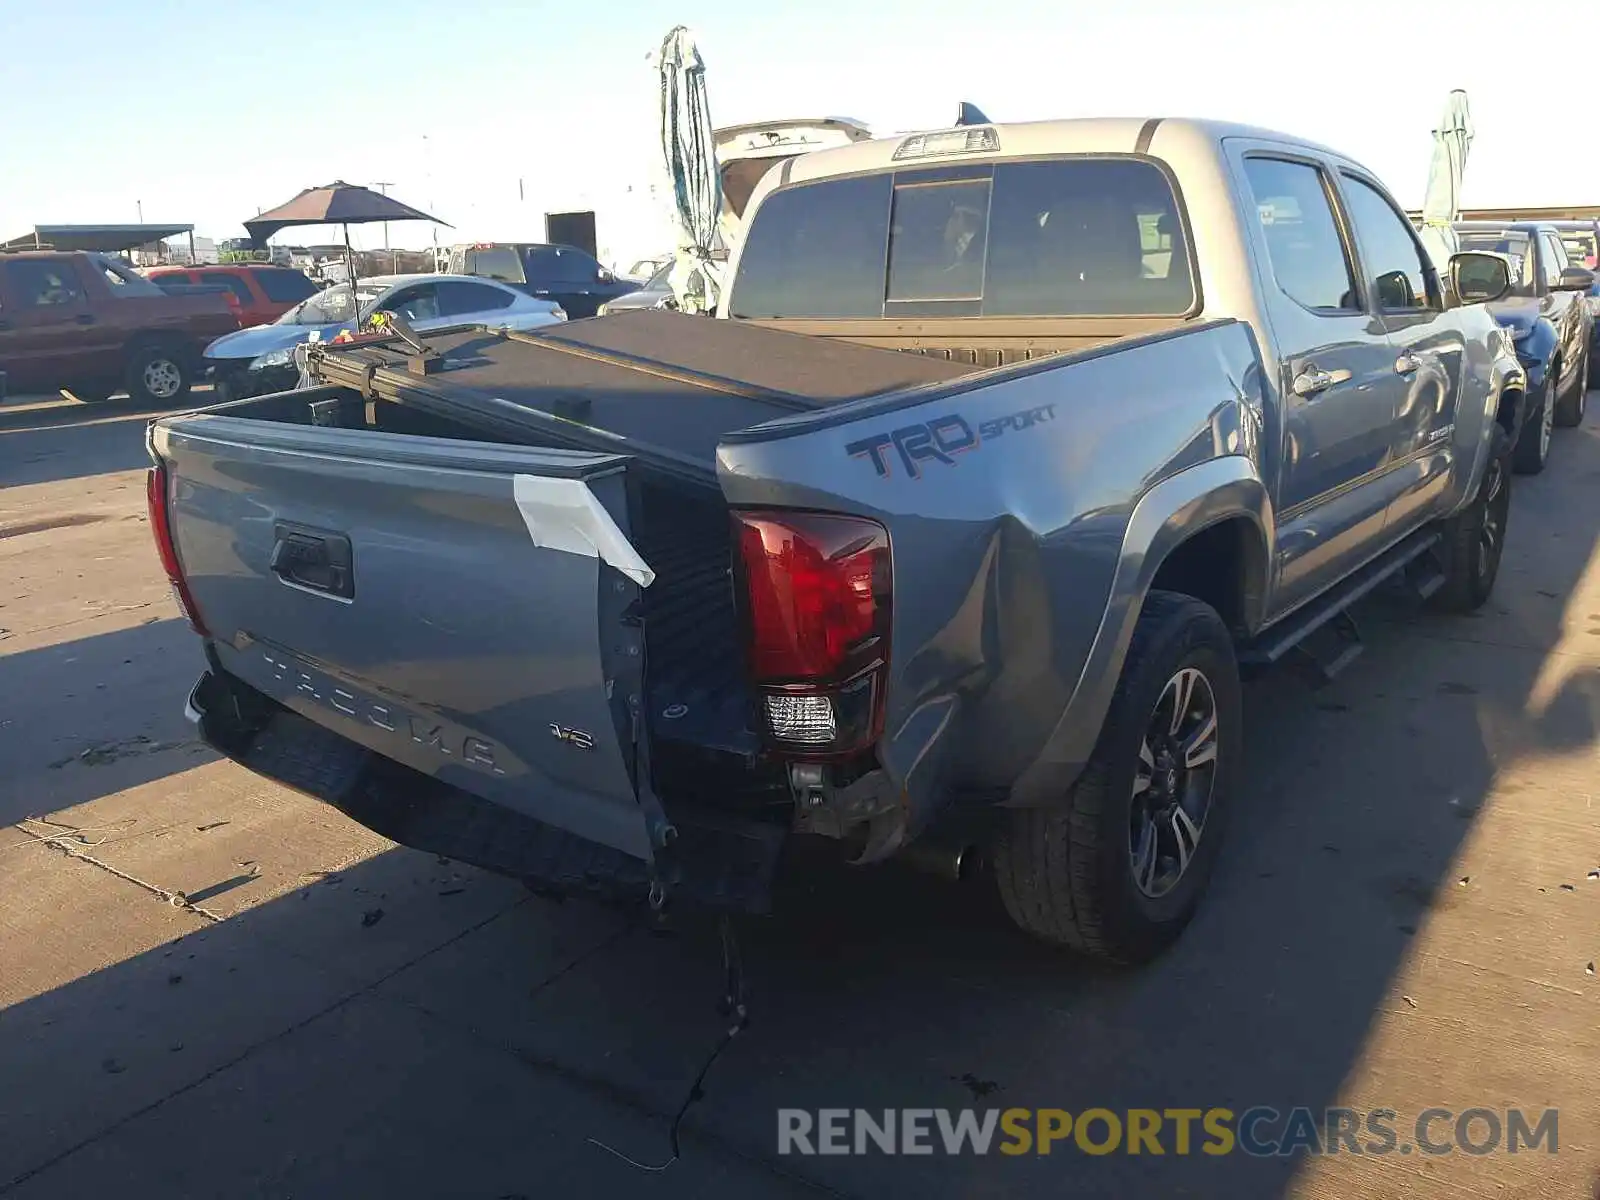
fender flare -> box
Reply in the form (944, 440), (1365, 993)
(1009, 456), (1271, 807)
(1517, 318), (1559, 390)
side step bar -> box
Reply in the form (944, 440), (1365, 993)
(1240, 529), (1445, 681)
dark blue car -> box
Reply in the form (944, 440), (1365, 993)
(1454, 221), (1595, 474)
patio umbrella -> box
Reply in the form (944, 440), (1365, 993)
(658, 26), (722, 314)
(244, 182), (448, 292)
(1417, 90), (1473, 273)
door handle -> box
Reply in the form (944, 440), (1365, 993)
(1394, 353), (1421, 377)
(1291, 366), (1352, 397)
(270, 522), (355, 600)
(75, 314), (96, 325)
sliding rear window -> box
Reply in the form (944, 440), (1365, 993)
(729, 157), (1196, 319)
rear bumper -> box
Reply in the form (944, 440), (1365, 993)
(184, 665), (785, 914)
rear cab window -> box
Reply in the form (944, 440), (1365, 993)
(730, 157), (1196, 319)
(468, 247), (524, 283)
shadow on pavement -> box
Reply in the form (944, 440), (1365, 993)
(0, 619), (212, 825)
(1, 404), (1597, 1198)
(0, 396), (191, 488)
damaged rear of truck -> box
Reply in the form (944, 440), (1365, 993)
(150, 117), (1521, 962)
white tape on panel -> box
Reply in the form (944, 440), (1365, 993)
(511, 474), (656, 588)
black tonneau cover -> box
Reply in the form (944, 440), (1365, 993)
(307, 309), (973, 466)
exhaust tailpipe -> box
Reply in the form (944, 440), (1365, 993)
(899, 838), (980, 883)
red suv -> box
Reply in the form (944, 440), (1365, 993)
(145, 264), (318, 328)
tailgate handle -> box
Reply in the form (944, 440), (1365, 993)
(270, 523), (355, 600)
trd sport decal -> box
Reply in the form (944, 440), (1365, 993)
(845, 403), (1057, 479)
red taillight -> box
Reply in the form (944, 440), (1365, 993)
(733, 511), (891, 756)
(146, 464), (209, 637)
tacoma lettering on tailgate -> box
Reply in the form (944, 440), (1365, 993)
(845, 403), (1057, 479)
(262, 650), (507, 775)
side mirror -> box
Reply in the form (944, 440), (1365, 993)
(597, 267), (615, 284)
(1449, 251), (1511, 304)
(1554, 266), (1596, 293)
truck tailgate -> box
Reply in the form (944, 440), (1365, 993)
(153, 417), (661, 860)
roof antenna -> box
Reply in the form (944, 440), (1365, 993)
(955, 101), (991, 127)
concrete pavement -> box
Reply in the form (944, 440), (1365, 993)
(3, 388), (1599, 1198)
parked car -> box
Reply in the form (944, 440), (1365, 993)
(146, 264), (318, 328)
(714, 117), (873, 247)
(627, 256), (670, 278)
(1542, 220), (1600, 358)
(1455, 221), (1595, 469)
(443, 243), (639, 318)
(0, 249), (238, 403)
(1545, 218), (1600, 271)
(152, 117), (1524, 964)
(202, 273), (568, 401)
(595, 262), (675, 315)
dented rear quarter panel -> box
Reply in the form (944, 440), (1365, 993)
(717, 319), (1269, 825)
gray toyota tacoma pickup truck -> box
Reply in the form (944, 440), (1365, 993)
(147, 118), (1526, 962)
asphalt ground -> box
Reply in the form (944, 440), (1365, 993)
(3, 384), (1599, 1198)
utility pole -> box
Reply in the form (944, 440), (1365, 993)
(372, 181), (395, 272)
(136, 199), (143, 222)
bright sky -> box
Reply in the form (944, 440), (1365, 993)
(2, 0), (1593, 265)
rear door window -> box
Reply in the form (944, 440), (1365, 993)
(731, 157), (1195, 319)
(438, 280), (516, 316)
(540, 247), (601, 284)
(198, 271), (256, 307)
(256, 269), (318, 304)
(1241, 158), (1359, 312)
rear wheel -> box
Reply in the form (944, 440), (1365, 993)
(1512, 374), (1552, 474)
(993, 591), (1241, 963)
(1429, 425), (1511, 614)
(125, 344), (192, 406)
(1554, 349), (1588, 428)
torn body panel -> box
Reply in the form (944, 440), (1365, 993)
(717, 319), (1270, 848)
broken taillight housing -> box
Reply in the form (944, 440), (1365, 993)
(732, 510), (891, 758)
(146, 463), (210, 637)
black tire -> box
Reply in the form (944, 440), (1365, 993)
(124, 343), (192, 406)
(1428, 425), (1511, 614)
(993, 591), (1242, 964)
(1553, 349), (1588, 428)
(1512, 374), (1551, 474)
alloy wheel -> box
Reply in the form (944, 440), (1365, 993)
(1129, 666), (1220, 899)
(1477, 457), (1506, 580)
(143, 359), (183, 400)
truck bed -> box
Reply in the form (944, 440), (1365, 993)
(308, 310), (975, 465)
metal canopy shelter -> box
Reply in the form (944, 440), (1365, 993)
(0, 223), (195, 253)
(1405, 205), (1600, 224)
